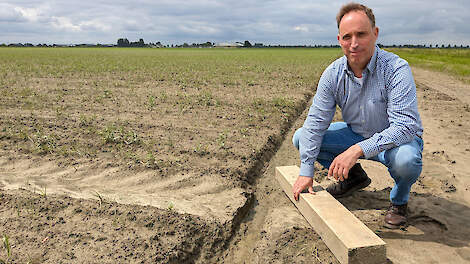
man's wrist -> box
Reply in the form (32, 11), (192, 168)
(352, 144), (364, 159)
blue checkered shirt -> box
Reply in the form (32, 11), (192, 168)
(299, 46), (423, 177)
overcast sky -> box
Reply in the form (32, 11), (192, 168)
(1, 0), (469, 46)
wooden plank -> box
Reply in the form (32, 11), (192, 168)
(276, 165), (386, 264)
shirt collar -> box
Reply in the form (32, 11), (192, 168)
(342, 45), (379, 75)
(366, 45), (379, 73)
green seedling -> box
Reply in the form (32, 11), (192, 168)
(148, 95), (157, 109)
(27, 130), (57, 154)
(158, 91), (168, 102)
(146, 152), (157, 168)
(271, 96), (294, 108)
(194, 143), (208, 155)
(103, 89), (112, 98)
(100, 124), (140, 145)
(93, 191), (105, 207)
(40, 186), (47, 198)
(196, 91), (214, 106)
(0, 234), (11, 264)
(239, 128), (249, 137)
(79, 114), (96, 127)
(216, 132), (227, 148)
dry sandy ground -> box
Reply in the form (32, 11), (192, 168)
(223, 67), (470, 264)
(1, 66), (470, 263)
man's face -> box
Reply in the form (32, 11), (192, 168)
(337, 10), (378, 72)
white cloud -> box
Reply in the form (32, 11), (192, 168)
(49, 15), (111, 32)
(294, 25), (309, 33)
(51, 16), (81, 31)
(179, 22), (219, 35)
(79, 20), (111, 32)
(14, 6), (41, 22)
(0, 5), (18, 21)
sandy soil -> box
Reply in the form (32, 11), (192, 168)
(222, 66), (470, 264)
(1, 66), (470, 263)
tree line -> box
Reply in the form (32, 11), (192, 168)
(1, 39), (469, 49)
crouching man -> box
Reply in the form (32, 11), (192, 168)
(292, 2), (423, 229)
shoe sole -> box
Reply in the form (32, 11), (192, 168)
(332, 177), (372, 198)
(383, 222), (406, 229)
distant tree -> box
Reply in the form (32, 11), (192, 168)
(127, 39), (146, 47)
(117, 38), (130, 47)
(243, 40), (252, 47)
(183, 43), (189, 47)
(200, 41), (212, 47)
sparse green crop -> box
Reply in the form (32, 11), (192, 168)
(27, 130), (57, 155)
(388, 48), (470, 83)
(216, 132), (227, 149)
(100, 124), (140, 145)
(0, 47), (341, 175)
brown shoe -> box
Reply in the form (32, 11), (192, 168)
(384, 203), (407, 229)
(326, 163), (371, 198)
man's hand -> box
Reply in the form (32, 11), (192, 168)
(328, 144), (363, 181)
(292, 176), (315, 201)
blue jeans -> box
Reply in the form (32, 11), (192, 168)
(293, 122), (423, 205)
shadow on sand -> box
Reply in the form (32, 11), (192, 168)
(339, 188), (470, 249)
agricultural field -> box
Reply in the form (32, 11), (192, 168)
(0, 47), (341, 262)
(1, 47), (470, 263)
(388, 48), (470, 83)
(0, 47), (339, 172)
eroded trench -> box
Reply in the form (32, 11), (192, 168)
(210, 91), (339, 263)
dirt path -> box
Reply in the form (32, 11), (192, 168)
(412, 67), (470, 105)
(221, 66), (470, 263)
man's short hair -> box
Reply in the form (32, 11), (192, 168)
(336, 2), (376, 29)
